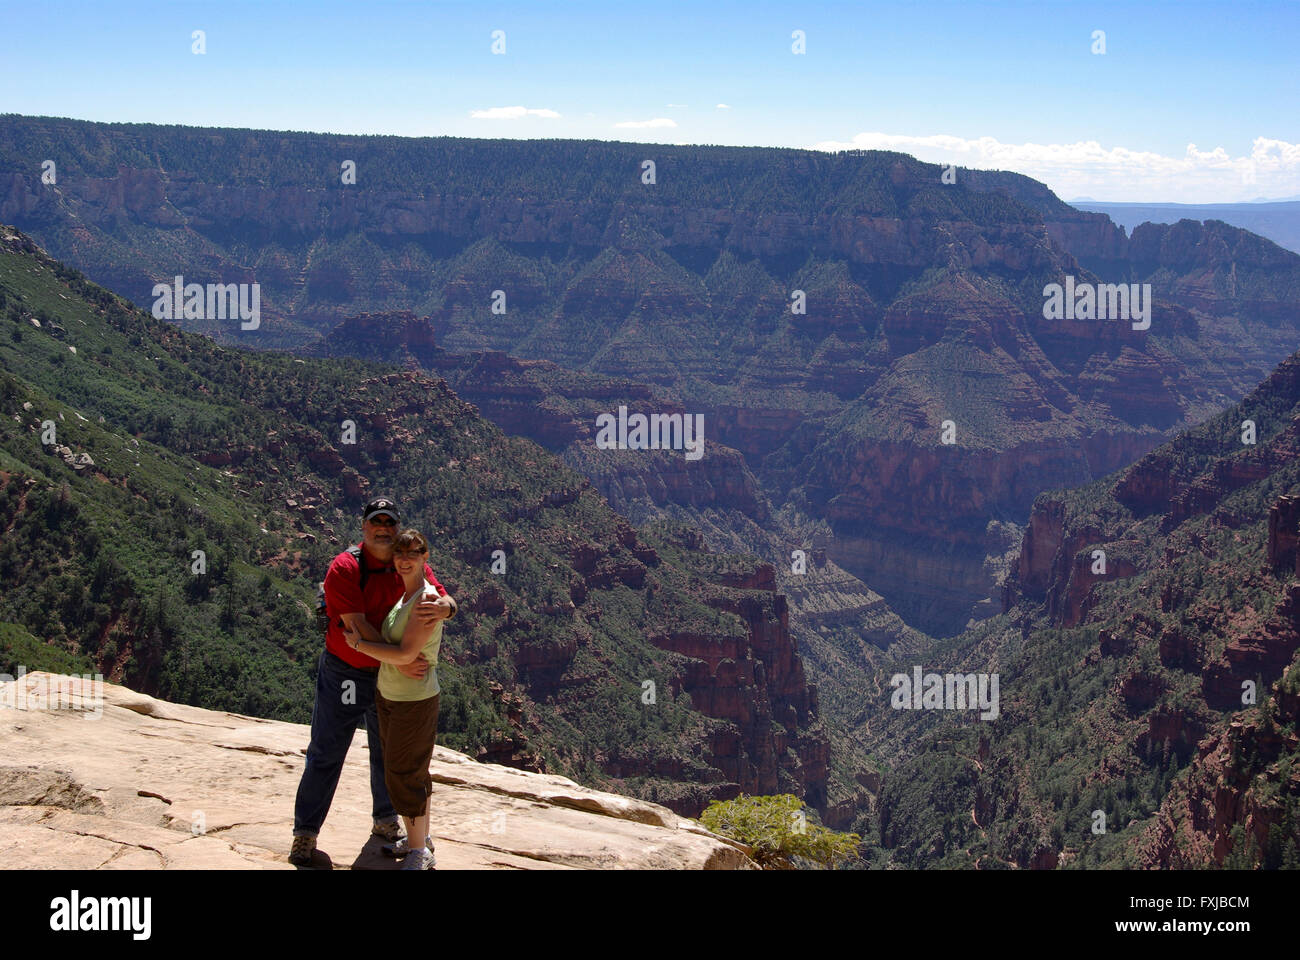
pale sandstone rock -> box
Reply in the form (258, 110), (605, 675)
(0, 672), (755, 870)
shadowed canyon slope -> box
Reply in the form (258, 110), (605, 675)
(4, 117), (1300, 640)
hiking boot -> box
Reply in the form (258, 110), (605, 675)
(372, 816), (406, 844)
(289, 834), (316, 866)
(400, 845), (435, 871)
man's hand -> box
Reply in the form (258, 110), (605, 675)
(413, 596), (454, 627)
(396, 656), (429, 680)
(341, 620), (365, 651)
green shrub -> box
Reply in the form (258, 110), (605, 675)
(699, 793), (862, 869)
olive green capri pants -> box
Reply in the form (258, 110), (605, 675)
(375, 692), (439, 818)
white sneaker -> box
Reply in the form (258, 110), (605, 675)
(382, 836), (410, 857)
(382, 832), (413, 853)
(400, 844), (436, 871)
(385, 834), (435, 859)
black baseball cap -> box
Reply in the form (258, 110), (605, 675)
(363, 497), (400, 523)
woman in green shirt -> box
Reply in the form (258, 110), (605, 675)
(343, 529), (455, 870)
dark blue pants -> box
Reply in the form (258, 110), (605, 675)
(293, 651), (395, 836)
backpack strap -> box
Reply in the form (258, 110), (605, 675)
(349, 543), (394, 595)
(348, 544), (367, 593)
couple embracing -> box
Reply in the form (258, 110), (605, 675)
(290, 497), (457, 871)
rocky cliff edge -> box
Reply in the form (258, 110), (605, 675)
(0, 672), (755, 870)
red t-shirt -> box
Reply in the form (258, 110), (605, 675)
(324, 543), (447, 668)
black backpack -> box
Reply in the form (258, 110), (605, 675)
(316, 545), (394, 635)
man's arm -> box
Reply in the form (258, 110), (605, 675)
(415, 566), (457, 624)
(413, 595), (455, 626)
(413, 572), (456, 627)
(339, 612), (381, 643)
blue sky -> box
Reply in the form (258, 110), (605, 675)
(2, 0), (1297, 202)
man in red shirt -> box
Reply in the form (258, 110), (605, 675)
(290, 497), (457, 867)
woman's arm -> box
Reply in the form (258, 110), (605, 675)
(343, 608), (436, 666)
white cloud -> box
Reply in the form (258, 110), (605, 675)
(667, 103), (686, 108)
(469, 106), (561, 120)
(614, 117), (678, 129)
(808, 132), (1300, 202)
(716, 103), (731, 109)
